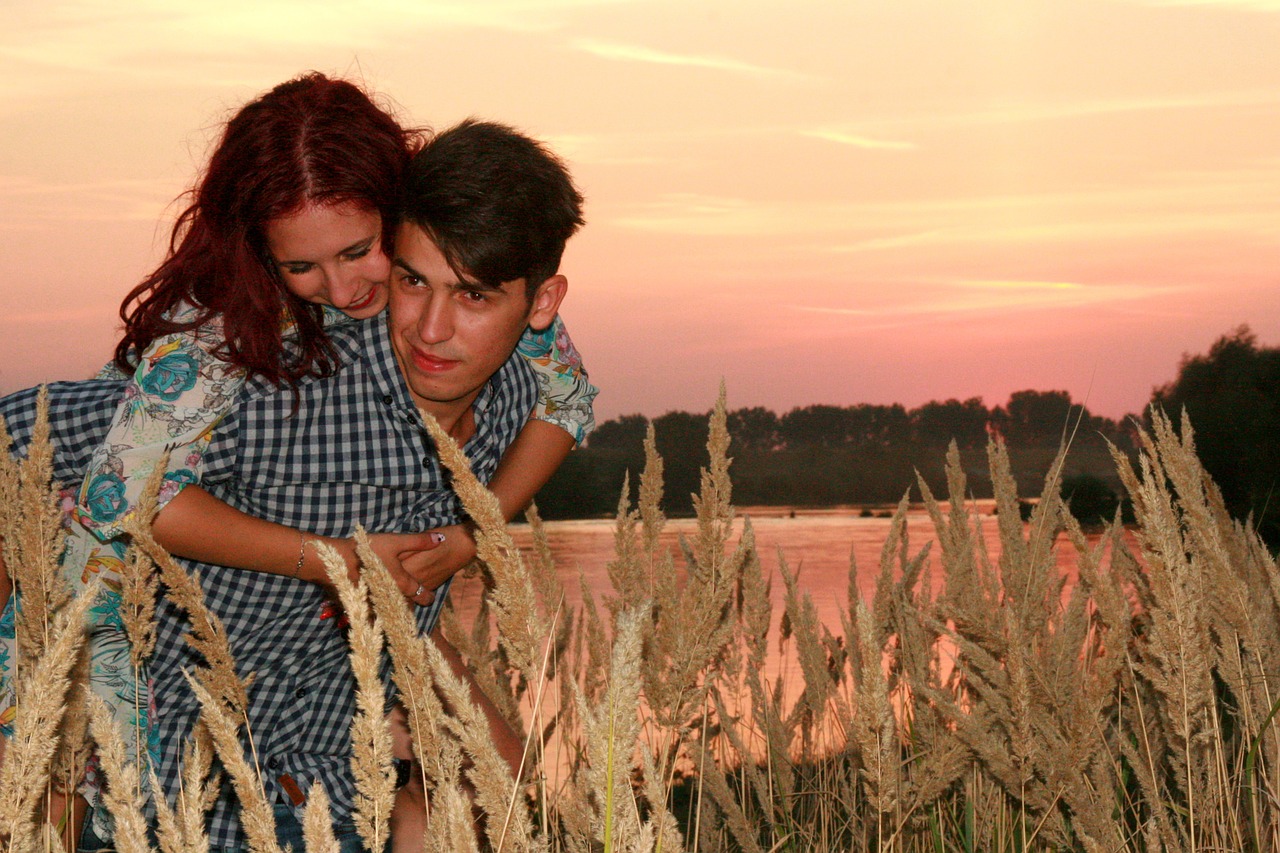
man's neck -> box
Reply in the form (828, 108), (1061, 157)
(420, 400), (478, 446)
(443, 405), (476, 446)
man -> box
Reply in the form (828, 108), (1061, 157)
(0, 120), (584, 850)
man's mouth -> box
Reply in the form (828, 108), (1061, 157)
(411, 348), (460, 373)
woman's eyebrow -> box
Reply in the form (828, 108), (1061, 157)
(276, 234), (377, 265)
(340, 234), (377, 254)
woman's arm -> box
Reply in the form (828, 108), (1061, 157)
(76, 309), (244, 542)
(67, 309), (444, 601)
(150, 485), (443, 603)
(500, 313), (593, 516)
(72, 310), (452, 601)
(132, 314), (591, 600)
(489, 419), (577, 520)
(155, 420), (576, 599)
(516, 314), (598, 446)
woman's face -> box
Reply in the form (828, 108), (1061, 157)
(264, 201), (390, 319)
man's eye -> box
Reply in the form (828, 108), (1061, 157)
(461, 290), (488, 303)
(399, 273), (425, 288)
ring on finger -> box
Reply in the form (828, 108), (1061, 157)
(415, 584), (426, 599)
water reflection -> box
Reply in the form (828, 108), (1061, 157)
(448, 504), (1128, 632)
(444, 504), (1138, 778)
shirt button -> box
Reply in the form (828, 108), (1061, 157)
(267, 757), (281, 770)
(423, 458), (431, 467)
(383, 395), (393, 405)
(294, 687), (309, 699)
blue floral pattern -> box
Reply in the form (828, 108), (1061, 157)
(138, 350), (202, 401)
(82, 472), (128, 525)
(519, 315), (597, 445)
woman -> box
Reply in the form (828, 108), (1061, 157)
(0, 72), (594, 847)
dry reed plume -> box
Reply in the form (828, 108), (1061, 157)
(6, 391), (1280, 851)
(0, 394), (97, 852)
(313, 540), (396, 853)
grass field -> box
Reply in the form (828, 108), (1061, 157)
(2, 390), (1279, 852)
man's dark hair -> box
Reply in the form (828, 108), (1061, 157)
(401, 119), (585, 298)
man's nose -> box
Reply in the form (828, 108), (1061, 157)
(416, 294), (454, 344)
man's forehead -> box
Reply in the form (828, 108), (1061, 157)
(392, 222), (527, 294)
(392, 223), (481, 287)
(393, 255), (497, 291)
(395, 219), (433, 245)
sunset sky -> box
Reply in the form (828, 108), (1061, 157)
(2, 0), (1277, 423)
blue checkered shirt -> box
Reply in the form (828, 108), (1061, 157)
(0, 314), (536, 848)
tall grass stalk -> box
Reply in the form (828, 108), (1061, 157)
(314, 540), (395, 853)
(7, 394), (1280, 851)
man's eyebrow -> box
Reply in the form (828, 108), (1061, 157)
(392, 256), (427, 280)
(455, 279), (505, 293)
(392, 257), (504, 291)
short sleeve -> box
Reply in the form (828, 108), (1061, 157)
(76, 308), (246, 540)
(515, 314), (598, 446)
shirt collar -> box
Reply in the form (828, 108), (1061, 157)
(359, 311), (408, 405)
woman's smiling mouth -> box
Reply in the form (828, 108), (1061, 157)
(345, 285), (381, 313)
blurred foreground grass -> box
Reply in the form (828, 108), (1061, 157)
(3, 390), (1280, 852)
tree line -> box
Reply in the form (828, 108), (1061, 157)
(536, 389), (1137, 518)
(535, 326), (1279, 548)
(1150, 326), (1280, 548)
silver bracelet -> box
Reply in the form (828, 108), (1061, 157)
(291, 532), (307, 579)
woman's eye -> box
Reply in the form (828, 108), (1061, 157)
(342, 246), (373, 261)
(282, 263), (312, 276)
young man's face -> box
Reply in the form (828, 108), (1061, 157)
(389, 221), (565, 427)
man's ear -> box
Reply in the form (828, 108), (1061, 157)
(526, 275), (567, 331)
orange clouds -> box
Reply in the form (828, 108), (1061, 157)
(0, 0), (1276, 423)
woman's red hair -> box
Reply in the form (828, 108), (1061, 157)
(114, 73), (420, 385)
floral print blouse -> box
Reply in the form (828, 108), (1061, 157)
(76, 304), (597, 537)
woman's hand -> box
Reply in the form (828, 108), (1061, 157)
(396, 523), (478, 599)
(147, 486), (472, 610)
(319, 530), (445, 605)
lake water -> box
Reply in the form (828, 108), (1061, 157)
(448, 503), (1130, 632)
(445, 503), (1136, 775)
